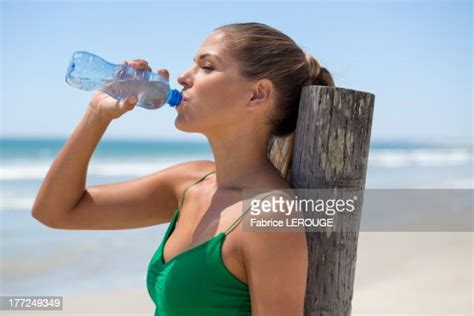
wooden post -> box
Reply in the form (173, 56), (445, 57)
(268, 86), (375, 315)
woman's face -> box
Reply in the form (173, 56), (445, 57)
(175, 31), (260, 136)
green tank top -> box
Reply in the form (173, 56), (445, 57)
(146, 171), (252, 316)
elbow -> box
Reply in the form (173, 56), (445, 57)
(31, 207), (63, 229)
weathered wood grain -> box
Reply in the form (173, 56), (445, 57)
(268, 85), (375, 315)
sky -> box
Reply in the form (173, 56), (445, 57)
(1, 0), (472, 144)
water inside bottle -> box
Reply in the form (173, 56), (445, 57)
(101, 80), (169, 110)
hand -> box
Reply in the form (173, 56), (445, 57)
(88, 59), (170, 121)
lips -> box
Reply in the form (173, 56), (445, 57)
(177, 92), (189, 109)
(176, 96), (188, 111)
(180, 95), (189, 105)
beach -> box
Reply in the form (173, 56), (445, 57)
(3, 232), (471, 315)
(63, 232), (473, 315)
(71, 232), (469, 315)
(1, 139), (472, 315)
(353, 232), (472, 315)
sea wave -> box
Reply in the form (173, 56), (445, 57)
(443, 178), (474, 189)
(368, 148), (472, 168)
(0, 159), (193, 181)
(0, 196), (36, 211)
(0, 148), (471, 181)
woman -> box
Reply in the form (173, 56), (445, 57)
(32, 22), (335, 315)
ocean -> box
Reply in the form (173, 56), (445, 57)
(0, 138), (472, 296)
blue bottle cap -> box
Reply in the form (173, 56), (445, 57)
(168, 89), (182, 107)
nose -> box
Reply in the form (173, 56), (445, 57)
(177, 68), (193, 89)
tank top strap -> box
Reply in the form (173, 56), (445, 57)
(223, 191), (292, 236)
(178, 170), (216, 210)
(223, 204), (253, 235)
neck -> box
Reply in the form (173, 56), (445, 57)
(205, 127), (276, 189)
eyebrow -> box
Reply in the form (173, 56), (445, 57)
(193, 53), (222, 63)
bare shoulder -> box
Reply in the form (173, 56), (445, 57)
(164, 159), (216, 199)
(241, 226), (307, 268)
(239, 167), (308, 315)
(240, 202), (307, 314)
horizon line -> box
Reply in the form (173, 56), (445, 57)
(0, 135), (472, 147)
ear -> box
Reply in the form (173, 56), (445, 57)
(248, 78), (273, 110)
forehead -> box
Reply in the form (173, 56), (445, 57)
(195, 31), (229, 60)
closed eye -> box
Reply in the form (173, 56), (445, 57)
(201, 66), (214, 72)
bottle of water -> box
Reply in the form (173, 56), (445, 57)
(65, 51), (182, 110)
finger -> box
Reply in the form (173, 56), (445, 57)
(120, 96), (137, 110)
(126, 96), (137, 110)
(157, 69), (170, 81)
(127, 61), (152, 72)
(136, 65), (152, 71)
(127, 59), (149, 68)
(132, 59), (149, 65)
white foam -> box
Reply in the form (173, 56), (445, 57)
(0, 196), (35, 211)
(0, 148), (471, 181)
(368, 148), (472, 167)
(0, 159), (189, 180)
(442, 178), (474, 189)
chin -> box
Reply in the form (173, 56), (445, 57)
(175, 116), (198, 133)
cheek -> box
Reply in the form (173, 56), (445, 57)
(175, 76), (248, 131)
(194, 74), (244, 105)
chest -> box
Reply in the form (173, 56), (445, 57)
(164, 191), (248, 283)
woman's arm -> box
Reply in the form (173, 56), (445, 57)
(31, 105), (215, 230)
(32, 104), (115, 227)
(32, 59), (150, 227)
(33, 157), (215, 230)
(32, 58), (216, 230)
(242, 196), (308, 315)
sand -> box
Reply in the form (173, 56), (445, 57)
(353, 232), (473, 315)
(3, 232), (472, 315)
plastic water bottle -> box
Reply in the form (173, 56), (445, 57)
(65, 51), (182, 110)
